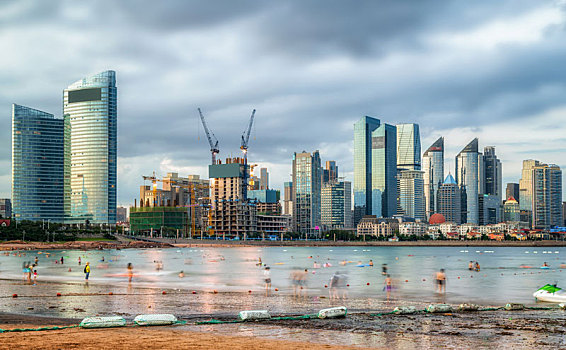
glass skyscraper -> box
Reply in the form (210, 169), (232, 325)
(422, 137), (444, 219)
(354, 116), (397, 222)
(11, 104), (65, 222)
(64, 71), (117, 224)
(292, 150), (322, 235)
(396, 123), (421, 171)
(354, 116), (381, 224)
(371, 123), (397, 218)
(455, 138), (481, 224)
(483, 146), (502, 202)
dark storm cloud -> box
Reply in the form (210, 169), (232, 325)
(1, 0), (565, 203)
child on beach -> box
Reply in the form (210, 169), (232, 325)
(33, 270), (37, 283)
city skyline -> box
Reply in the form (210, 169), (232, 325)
(1, 1), (566, 206)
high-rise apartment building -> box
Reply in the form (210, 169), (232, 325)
(322, 161), (338, 185)
(292, 150), (322, 235)
(455, 138), (482, 224)
(64, 71), (117, 224)
(396, 123), (421, 171)
(398, 170), (425, 221)
(209, 158), (257, 235)
(483, 146), (502, 202)
(321, 181), (352, 229)
(436, 174), (465, 224)
(422, 137), (444, 219)
(11, 104), (65, 222)
(354, 116), (381, 223)
(259, 168), (269, 190)
(506, 183), (520, 204)
(0, 199), (11, 219)
(532, 164), (562, 229)
(519, 159), (541, 212)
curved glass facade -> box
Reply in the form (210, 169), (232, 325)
(11, 104), (65, 222)
(63, 71), (117, 224)
(353, 116), (380, 224)
(456, 138), (480, 224)
(423, 137), (444, 218)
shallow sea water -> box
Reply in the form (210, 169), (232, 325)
(1, 246), (565, 348)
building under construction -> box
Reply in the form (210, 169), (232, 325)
(209, 158), (257, 236)
(131, 172), (210, 236)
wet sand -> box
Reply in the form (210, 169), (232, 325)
(1, 308), (565, 349)
(0, 322), (359, 350)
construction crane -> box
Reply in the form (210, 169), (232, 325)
(198, 108), (220, 165)
(172, 182), (210, 238)
(240, 109), (256, 163)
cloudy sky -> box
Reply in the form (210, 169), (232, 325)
(1, 0), (566, 206)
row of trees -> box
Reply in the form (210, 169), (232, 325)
(0, 220), (117, 242)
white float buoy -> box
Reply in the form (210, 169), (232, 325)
(134, 314), (178, 326)
(80, 316), (126, 328)
(238, 310), (271, 321)
(318, 306), (347, 319)
(426, 304), (453, 313)
(393, 306), (417, 315)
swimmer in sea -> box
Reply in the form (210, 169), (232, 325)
(382, 264), (388, 275)
(127, 263), (134, 283)
(435, 269), (446, 293)
(384, 274), (393, 301)
(468, 261), (474, 270)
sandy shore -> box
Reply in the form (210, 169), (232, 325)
(0, 322), (359, 350)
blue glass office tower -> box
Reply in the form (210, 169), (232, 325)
(456, 138), (481, 224)
(11, 104), (65, 222)
(64, 71), (117, 224)
(372, 123), (397, 218)
(354, 116), (380, 224)
(354, 116), (397, 223)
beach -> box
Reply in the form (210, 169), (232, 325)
(1, 307), (565, 349)
(1, 245), (566, 348)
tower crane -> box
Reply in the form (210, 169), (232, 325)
(198, 108), (220, 165)
(240, 109), (256, 163)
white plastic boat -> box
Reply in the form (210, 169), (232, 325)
(533, 284), (566, 303)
